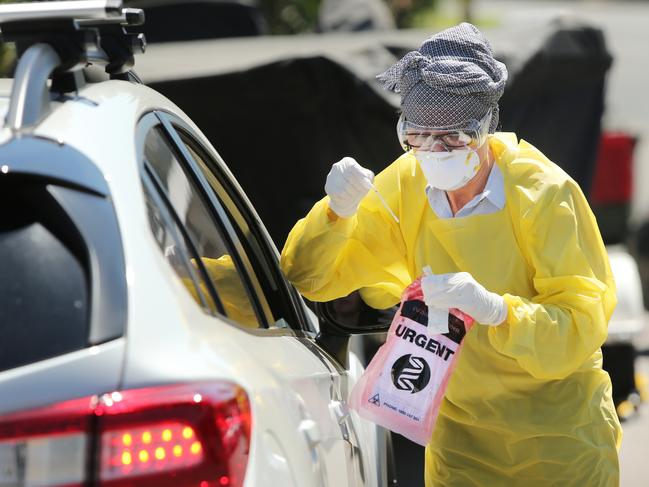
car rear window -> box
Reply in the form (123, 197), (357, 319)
(0, 178), (89, 372)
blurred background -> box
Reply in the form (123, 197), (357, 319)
(3, 0), (647, 485)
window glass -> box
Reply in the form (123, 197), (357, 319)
(0, 181), (88, 371)
(142, 182), (215, 313)
(144, 127), (262, 329)
(181, 137), (302, 330)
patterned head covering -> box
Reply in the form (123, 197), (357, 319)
(377, 23), (508, 132)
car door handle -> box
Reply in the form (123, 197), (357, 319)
(299, 419), (322, 447)
(330, 400), (350, 423)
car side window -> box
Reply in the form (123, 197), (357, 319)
(143, 126), (263, 330)
(177, 132), (309, 331)
(142, 180), (218, 313)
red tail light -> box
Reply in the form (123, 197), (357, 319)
(0, 382), (251, 487)
(591, 131), (636, 204)
(100, 422), (204, 480)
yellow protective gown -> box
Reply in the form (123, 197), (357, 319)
(281, 133), (622, 486)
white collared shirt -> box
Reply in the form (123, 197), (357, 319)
(426, 163), (505, 219)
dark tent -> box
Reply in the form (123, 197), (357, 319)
(148, 55), (402, 244)
(140, 22), (612, 248)
(498, 23), (612, 197)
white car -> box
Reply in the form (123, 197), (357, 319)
(0, 2), (392, 486)
(606, 244), (645, 344)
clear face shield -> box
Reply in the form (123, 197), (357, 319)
(396, 109), (493, 154)
(396, 109), (493, 191)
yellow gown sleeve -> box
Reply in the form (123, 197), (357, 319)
(201, 255), (260, 328)
(280, 161), (411, 309)
(488, 179), (617, 380)
(184, 255), (260, 329)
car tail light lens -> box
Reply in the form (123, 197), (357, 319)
(100, 422), (204, 479)
(591, 131), (636, 204)
(0, 383), (251, 487)
(0, 396), (94, 487)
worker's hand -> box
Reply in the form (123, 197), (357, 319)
(325, 157), (374, 218)
(421, 272), (507, 326)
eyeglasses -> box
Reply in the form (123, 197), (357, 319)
(397, 109), (492, 153)
(404, 130), (474, 151)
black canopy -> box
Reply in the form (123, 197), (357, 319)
(142, 22), (612, 246)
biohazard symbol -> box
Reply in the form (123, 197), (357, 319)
(368, 393), (381, 406)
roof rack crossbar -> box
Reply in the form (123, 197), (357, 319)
(75, 7), (145, 27)
(6, 43), (61, 131)
(0, 1), (122, 24)
(0, 2), (146, 130)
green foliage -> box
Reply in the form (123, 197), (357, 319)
(401, 0), (498, 30)
(0, 43), (15, 77)
(258, 0), (321, 34)
(392, 0), (439, 29)
(0, 0), (16, 76)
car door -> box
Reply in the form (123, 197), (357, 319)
(137, 112), (372, 486)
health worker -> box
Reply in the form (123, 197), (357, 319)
(280, 22), (621, 486)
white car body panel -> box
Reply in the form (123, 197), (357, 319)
(0, 339), (124, 415)
(8, 80), (381, 486)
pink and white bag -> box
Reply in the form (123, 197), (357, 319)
(348, 276), (474, 446)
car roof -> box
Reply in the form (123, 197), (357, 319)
(2, 78), (192, 179)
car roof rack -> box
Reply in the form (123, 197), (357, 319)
(0, 1), (146, 131)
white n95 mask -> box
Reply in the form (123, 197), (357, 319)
(415, 149), (481, 191)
